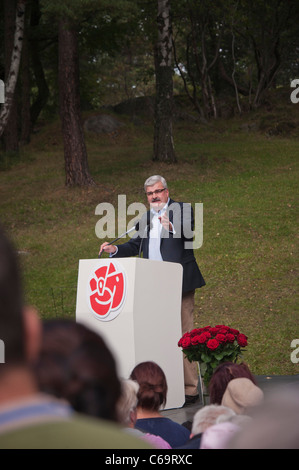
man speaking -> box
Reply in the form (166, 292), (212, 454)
(100, 175), (205, 405)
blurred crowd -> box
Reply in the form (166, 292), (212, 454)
(0, 224), (298, 449)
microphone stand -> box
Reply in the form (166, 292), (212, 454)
(98, 225), (137, 258)
(138, 222), (152, 257)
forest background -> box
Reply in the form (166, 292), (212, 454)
(0, 0), (298, 376)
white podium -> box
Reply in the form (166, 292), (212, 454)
(75, 257), (185, 409)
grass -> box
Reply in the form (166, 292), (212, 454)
(0, 94), (298, 377)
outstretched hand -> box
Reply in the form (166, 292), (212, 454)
(99, 242), (117, 257)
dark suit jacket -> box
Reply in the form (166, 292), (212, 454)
(114, 199), (205, 294)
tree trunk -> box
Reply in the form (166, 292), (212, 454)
(0, 0), (26, 143)
(251, 36), (281, 108)
(153, 0), (176, 163)
(58, 19), (95, 186)
(29, 0), (49, 129)
(20, 10), (31, 145)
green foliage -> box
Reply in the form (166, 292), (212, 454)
(179, 325), (248, 385)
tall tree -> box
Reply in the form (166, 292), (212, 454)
(0, 0), (26, 141)
(58, 18), (95, 186)
(153, 0), (176, 162)
(29, 0), (50, 130)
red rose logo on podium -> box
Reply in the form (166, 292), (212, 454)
(88, 261), (126, 321)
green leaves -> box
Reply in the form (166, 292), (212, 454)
(179, 325), (248, 386)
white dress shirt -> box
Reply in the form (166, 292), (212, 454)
(148, 199), (172, 261)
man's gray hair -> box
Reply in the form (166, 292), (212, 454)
(144, 175), (168, 192)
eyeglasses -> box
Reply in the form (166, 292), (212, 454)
(145, 188), (167, 197)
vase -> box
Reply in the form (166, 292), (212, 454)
(198, 363), (210, 406)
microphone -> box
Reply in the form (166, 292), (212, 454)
(98, 220), (140, 258)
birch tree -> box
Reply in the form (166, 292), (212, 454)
(153, 0), (176, 162)
(0, 0), (26, 139)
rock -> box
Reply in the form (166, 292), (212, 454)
(84, 114), (124, 134)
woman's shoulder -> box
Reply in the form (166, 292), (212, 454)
(137, 416), (189, 433)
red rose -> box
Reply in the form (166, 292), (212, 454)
(191, 328), (204, 336)
(191, 335), (202, 345)
(181, 336), (192, 348)
(207, 339), (220, 350)
(226, 333), (235, 343)
(202, 326), (211, 331)
(197, 333), (209, 344)
(229, 328), (240, 335)
(209, 327), (219, 335)
(218, 326), (229, 334)
(215, 333), (226, 343)
(237, 334), (248, 347)
(178, 332), (188, 347)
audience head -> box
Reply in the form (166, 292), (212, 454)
(191, 404), (236, 436)
(208, 362), (257, 404)
(221, 377), (264, 415)
(0, 224), (23, 362)
(0, 224), (40, 371)
(227, 385), (299, 449)
(34, 319), (121, 422)
(130, 361), (167, 411)
(117, 378), (172, 449)
(117, 379), (139, 427)
(200, 422), (240, 449)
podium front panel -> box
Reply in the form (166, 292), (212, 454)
(76, 258), (185, 409)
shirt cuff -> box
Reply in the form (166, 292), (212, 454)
(109, 246), (118, 257)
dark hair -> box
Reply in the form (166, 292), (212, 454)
(208, 362), (257, 405)
(130, 361), (167, 411)
(0, 224), (25, 366)
(34, 319), (121, 422)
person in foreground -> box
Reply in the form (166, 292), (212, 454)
(208, 361), (258, 405)
(226, 384), (299, 449)
(34, 318), (122, 423)
(100, 175), (205, 405)
(221, 377), (264, 415)
(0, 224), (151, 449)
(176, 404), (236, 449)
(129, 361), (190, 447)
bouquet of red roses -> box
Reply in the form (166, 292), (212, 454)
(178, 325), (248, 387)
